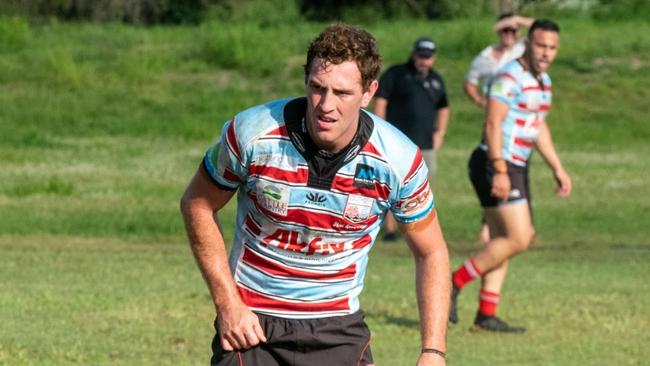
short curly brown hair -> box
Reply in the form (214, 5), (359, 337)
(304, 23), (382, 91)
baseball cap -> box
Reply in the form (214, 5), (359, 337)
(413, 37), (436, 57)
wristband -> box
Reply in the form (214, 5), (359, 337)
(422, 348), (446, 359)
(491, 158), (508, 174)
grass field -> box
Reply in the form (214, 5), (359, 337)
(1, 17), (649, 365)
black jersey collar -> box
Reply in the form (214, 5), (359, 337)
(283, 97), (374, 189)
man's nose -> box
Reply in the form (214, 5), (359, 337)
(319, 90), (335, 111)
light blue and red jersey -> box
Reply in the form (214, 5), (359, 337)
(203, 97), (434, 319)
(485, 60), (553, 166)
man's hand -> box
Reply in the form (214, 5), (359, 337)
(491, 172), (511, 200)
(554, 168), (572, 197)
(218, 301), (267, 351)
(417, 352), (446, 366)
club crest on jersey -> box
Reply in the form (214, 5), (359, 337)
(344, 194), (373, 222)
(353, 164), (375, 188)
(257, 183), (289, 216)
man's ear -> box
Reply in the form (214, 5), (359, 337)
(361, 79), (379, 107)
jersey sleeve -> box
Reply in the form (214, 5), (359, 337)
(465, 54), (483, 85)
(390, 149), (435, 223)
(489, 72), (520, 105)
(202, 118), (247, 191)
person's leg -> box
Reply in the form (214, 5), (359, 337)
(472, 202), (534, 272)
(422, 149), (437, 188)
(470, 203), (532, 333)
(450, 203), (533, 324)
(382, 212), (398, 242)
(297, 311), (374, 366)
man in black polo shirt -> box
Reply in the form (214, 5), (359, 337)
(374, 36), (450, 241)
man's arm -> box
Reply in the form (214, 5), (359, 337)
(399, 209), (450, 366)
(534, 120), (572, 196)
(463, 80), (487, 108)
(484, 98), (511, 200)
(180, 166), (267, 351)
(373, 97), (388, 119)
(433, 107), (449, 152)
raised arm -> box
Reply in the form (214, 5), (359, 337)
(180, 166), (266, 351)
(534, 120), (572, 197)
(400, 209), (450, 366)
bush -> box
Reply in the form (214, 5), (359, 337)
(0, 16), (32, 52)
(592, 0), (650, 20)
(17, 0), (210, 24)
(196, 21), (303, 77)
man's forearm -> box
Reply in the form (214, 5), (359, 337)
(416, 248), (450, 351)
(181, 202), (240, 310)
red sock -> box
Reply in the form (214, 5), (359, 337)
(479, 290), (500, 316)
(452, 258), (483, 289)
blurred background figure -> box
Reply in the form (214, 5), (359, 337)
(460, 12), (533, 311)
(374, 36), (450, 242)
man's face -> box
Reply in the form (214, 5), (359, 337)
(526, 29), (560, 74)
(305, 58), (377, 153)
(498, 27), (518, 48)
(413, 53), (435, 75)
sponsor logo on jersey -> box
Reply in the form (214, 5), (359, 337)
(262, 229), (347, 255)
(306, 192), (327, 206)
(509, 188), (521, 199)
(395, 186), (432, 214)
(258, 183), (289, 216)
(344, 194), (373, 222)
(353, 164), (375, 188)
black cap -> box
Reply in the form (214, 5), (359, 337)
(413, 37), (436, 57)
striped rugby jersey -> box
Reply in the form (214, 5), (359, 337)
(203, 97), (434, 319)
(486, 59), (552, 166)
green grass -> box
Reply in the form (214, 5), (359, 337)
(1, 17), (649, 365)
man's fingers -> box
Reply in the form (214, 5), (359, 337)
(221, 337), (234, 352)
(253, 321), (267, 343)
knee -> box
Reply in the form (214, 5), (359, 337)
(511, 232), (534, 254)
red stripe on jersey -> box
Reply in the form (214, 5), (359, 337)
(249, 165), (308, 184)
(245, 215), (261, 236)
(223, 168), (241, 184)
(284, 208), (378, 233)
(515, 118), (526, 127)
(518, 103), (551, 112)
(242, 248), (357, 281)
(350, 234), (372, 250)
(497, 72), (516, 82)
(238, 285), (350, 312)
(226, 119), (242, 162)
(265, 126), (289, 138)
(511, 153), (527, 162)
(361, 142), (382, 157)
(404, 150), (424, 184)
(404, 179), (429, 200)
(514, 137), (533, 148)
(332, 175), (390, 201)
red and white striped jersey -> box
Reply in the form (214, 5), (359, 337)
(486, 60), (553, 166)
(202, 97), (434, 319)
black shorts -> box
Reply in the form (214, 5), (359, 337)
(468, 147), (531, 208)
(211, 310), (374, 366)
